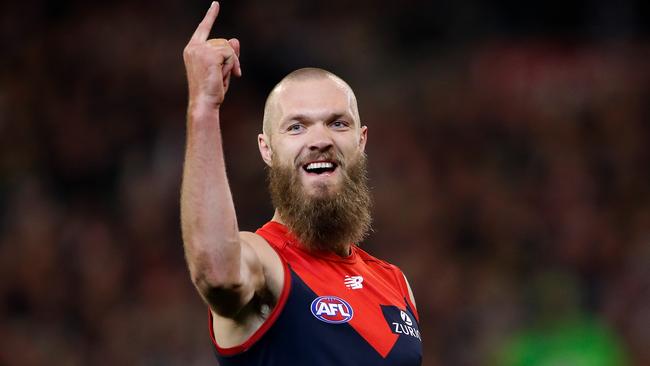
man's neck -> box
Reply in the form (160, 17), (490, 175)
(271, 210), (285, 226)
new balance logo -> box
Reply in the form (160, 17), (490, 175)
(344, 275), (364, 289)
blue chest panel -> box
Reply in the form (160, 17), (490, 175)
(214, 269), (422, 366)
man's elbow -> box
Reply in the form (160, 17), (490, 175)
(184, 235), (241, 286)
(189, 252), (241, 294)
(192, 270), (250, 318)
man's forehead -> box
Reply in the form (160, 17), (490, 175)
(276, 77), (351, 102)
(272, 77), (356, 120)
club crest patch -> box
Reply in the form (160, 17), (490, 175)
(310, 296), (354, 324)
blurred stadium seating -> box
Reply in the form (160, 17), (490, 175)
(1, 0), (648, 364)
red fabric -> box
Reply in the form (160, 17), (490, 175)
(258, 221), (413, 358)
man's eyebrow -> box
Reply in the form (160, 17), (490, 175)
(283, 112), (348, 124)
(283, 114), (310, 123)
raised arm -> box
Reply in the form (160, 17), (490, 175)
(181, 2), (263, 318)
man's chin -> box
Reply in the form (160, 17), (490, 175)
(299, 173), (343, 196)
(301, 179), (343, 198)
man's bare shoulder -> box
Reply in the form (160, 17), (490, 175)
(239, 231), (270, 248)
(239, 231), (284, 296)
(238, 231), (276, 261)
(210, 231), (286, 348)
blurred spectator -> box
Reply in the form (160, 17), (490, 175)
(1, 0), (649, 365)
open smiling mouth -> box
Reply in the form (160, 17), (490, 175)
(302, 161), (338, 175)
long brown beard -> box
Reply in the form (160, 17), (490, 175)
(268, 153), (372, 254)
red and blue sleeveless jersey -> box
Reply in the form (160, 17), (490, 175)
(209, 221), (422, 365)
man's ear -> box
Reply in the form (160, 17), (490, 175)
(258, 134), (273, 166)
(359, 125), (368, 153)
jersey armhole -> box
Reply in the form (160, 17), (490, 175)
(208, 242), (292, 356)
(394, 267), (420, 322)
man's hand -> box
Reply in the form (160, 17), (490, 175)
(183, 2), (242, 109)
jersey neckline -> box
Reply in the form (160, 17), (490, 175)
(261, 221), (359, 264)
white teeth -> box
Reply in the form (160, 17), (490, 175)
(306, 162), (334, 170)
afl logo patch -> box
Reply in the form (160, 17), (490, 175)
(310, 296), (354, 324)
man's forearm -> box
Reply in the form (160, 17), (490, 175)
(181, 1), (249, 310)
(181, 104), (242, 293)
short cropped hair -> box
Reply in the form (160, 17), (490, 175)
(262, 68), (360, 138)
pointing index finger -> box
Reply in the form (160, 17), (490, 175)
(191, 2), (219, 43)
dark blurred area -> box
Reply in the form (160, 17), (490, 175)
(1, 0), (649, 365)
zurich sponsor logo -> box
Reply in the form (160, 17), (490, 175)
(310, 296), (354, 324)
(391, 309), (421, 341)
(400, 310), (413, 326)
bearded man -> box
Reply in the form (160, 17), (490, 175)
(181, 3), (422, 365)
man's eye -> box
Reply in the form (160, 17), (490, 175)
(288, 124), (304, 133)
(331, 120), (349, 129)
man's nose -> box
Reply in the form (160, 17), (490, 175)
(307, 125), (333, 152)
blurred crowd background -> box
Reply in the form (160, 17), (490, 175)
(1, 0), (649, 365)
